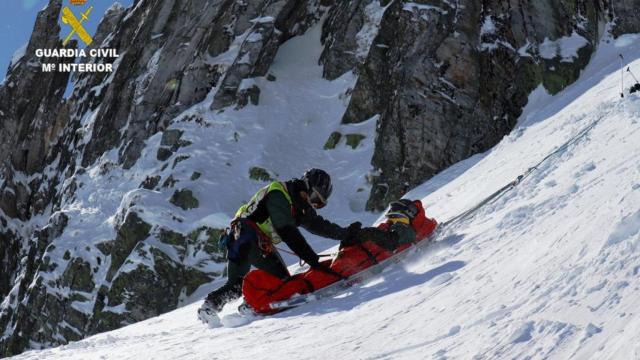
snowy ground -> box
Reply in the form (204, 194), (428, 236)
(11, 27), (640, 360)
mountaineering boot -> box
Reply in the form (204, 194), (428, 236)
(197, 300), (222, 327)
(197, 281), (243, 326)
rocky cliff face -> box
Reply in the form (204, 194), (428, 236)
(1, 0), (638, 356)
(0, 0), (326, 355)
(322, 0), (621, 210)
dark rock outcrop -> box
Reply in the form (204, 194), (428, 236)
(0, 0), (74, 221)
(328, 0), (610, 210)
(609, 0), (640, 36)
(320, 0), (379, 80)
(170, 189), (200, 210)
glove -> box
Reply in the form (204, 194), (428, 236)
(341, 221), (362, 246)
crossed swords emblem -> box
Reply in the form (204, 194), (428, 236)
(61, 6), (94, 46)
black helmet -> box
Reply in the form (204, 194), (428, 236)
(386, 199), (418, 221)
(302, 168), (332, 208)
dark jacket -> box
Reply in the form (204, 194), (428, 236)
(247, 179), (346, 267)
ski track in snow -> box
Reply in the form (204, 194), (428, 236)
(10, 27), (640, 360)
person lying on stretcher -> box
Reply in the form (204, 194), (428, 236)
(242, 199), (438, 314)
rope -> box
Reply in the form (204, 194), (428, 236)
(274, 245), (334, 257)
(440, 114), (605, 229)
(628, 66), (640, 84)
(271, 245), (335, 267)
(274, 245), (296, 256)
(626, 66), (640, 94)
(441, 180), (516, 228)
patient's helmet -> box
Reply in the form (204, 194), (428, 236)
(385, 199), (419, 224)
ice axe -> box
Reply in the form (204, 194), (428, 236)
(627, 66), (640, 94)
(619, 54), (625, 98)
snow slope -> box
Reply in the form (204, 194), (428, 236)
(11, 30), (640, 360)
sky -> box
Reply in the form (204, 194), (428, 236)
(0, 0), (133, 77)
